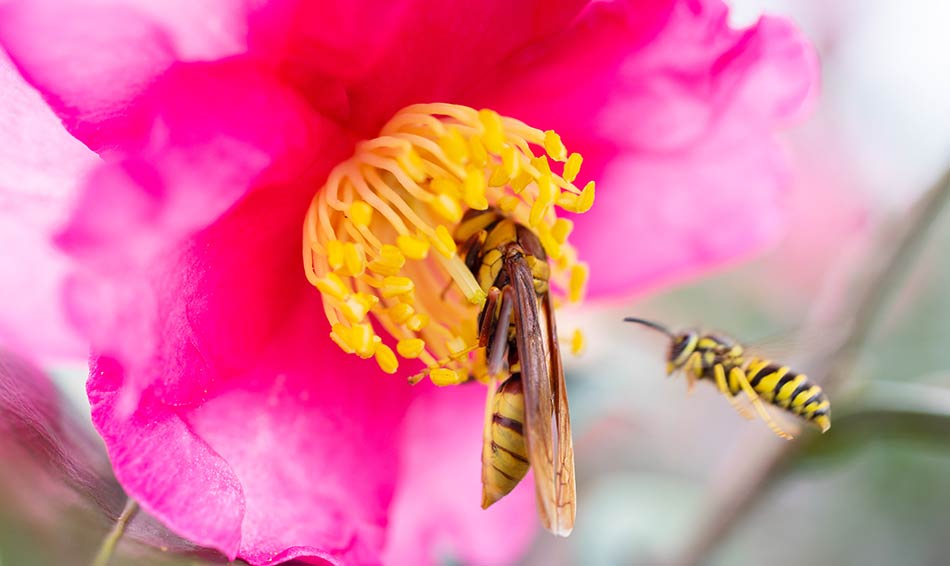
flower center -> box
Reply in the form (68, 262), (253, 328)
(303, 103), (593, 382)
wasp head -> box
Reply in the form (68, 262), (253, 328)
(666, 330), (699, 375)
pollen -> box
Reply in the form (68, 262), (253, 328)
(303, 103), (594, 382)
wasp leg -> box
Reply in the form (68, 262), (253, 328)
(478, 287), (501, 348)
(729, 367), (793, 439)
(684, 352), (703, 394)
(713, 364), (754, 420)
(486, 287), (515, 378)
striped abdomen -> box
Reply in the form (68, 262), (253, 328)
(481, 375), (530, 508)
(741, 358), (831, 432)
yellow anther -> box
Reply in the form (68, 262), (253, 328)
(369, 244), (406, 276)
(576, 181), (596, 213)
(498, 195), (519, 213)
(330, 324), (355, 354)
(447, 336), (467, 357)
(326, 240), (345, 271)
(439, 126), (469, 164)
(462, 168), (489, 210)
(487, 165), (510, 187)
(531, 155), (551, 177)
(552, 218), (574, 244)
(563, 152), (583, 183)
(348, 201), (373, 227)
(431, 225), (457, 257)
(478, 109), (505, 153)
(538, 174), (556, 206)
(529, 200), (548, 227)
(430, 367), (464, 386)
(500, 144), (518, 177)
(407, 313), (430, 331)
(340, 293), (377, 323)
(569, 263), (589, 303)
(397, 148), (428, 183)
(510, 171), (532, 193)
(382, 276), (415, 298)
(431, 176), (459, 196)
(468, 135), (488, 168)
(544, 130), (567, 162)
(349, 323), (376, 358)
(431, 193), (463, 223)
(397, 234), (430, 260)
(557, 191), (578, 211)
(571, 329), (585, 355)
(536, 223), (563, 260)
(315, 273), (349, 301)
(374, 343), (399, 374)
(342, 242), (365, 276)
(388, 302), (415, 324)
(397, 338), (426, 359)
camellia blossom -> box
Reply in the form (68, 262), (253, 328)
(0, 0), (817, 564)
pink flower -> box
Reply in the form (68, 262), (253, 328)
(0, 0), (817, 564)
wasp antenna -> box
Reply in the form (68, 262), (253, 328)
(623, 317), (674, 337)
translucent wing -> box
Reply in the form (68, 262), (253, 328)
(541, 291), (576, 535)
(507, 254), (575, 536)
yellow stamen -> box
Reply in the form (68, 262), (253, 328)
(569, 263), (589, 304)
(571, 329), (585, 355)
(397, 338), (426, 359)
(315, 273), (349, 301)
(576, 181), (596, 213)
(544, 130), (567, 162)
(374, 343), (399, 374)
(303, 103), (594, 382)
(397, 234), (430, 260)
(348, 201), (374, 227)
(552, 218), (574, 244)
(388, 303), (415, 324)
(381, 276), (414, 298)
(563, 153), (583, 183)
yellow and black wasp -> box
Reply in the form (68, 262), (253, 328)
(455, 208), (575, 536)
(624, 317), (831, 438)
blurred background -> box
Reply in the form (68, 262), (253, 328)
(533, 1), (950, 564)
(3, 1), (949, 565)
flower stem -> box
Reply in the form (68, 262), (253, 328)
(91, 498), (139, 566)
(670, 167), (950, 566)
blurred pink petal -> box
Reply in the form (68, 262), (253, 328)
(0, 0), (818, 564)
(0, 0), (249, 150)
(383, 383), (537, 565)
(0, 49), (98, 362)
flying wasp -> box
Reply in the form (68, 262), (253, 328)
(624, 317), (831, 438)
(455, 208), (575, 536)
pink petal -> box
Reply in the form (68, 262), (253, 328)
(0, 0), (250, 151)
(55, 61), (347, 404)
(88, 355), (247, 556)
(249, 0), (588, 131)
(474, 0), (819, 296)
(383, 383), (537, 565)
(89, 296), (414, 564)
(0, 49), (98, 362)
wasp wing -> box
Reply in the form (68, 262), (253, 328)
(506, 254), (575, 536)
(541, 291), (576, 535)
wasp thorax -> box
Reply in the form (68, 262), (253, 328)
(303, 104), (593, 382)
